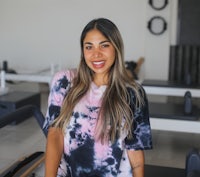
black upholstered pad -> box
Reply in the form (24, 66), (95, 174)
(145, 164), (185, 177)
(143, 80), (200, 89)
(149, 102), (199, 121)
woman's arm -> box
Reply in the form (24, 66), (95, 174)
(45, 127), (64, 177)
(127, 150), (145, 177)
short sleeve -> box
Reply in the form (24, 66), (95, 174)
(42, 69), (77, 135)
(125, 85), (153, 150)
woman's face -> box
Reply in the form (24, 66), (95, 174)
(83, 29), (115, 83)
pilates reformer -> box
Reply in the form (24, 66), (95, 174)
(143, 79), (200, 134)
(0, 105), (46, 177)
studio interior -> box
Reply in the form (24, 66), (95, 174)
(0, 0), (200, 177)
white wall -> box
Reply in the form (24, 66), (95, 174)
(0, 0), (178, 80)
(144, 0), (178, 80)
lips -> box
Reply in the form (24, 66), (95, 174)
(92, 61), (105, 68)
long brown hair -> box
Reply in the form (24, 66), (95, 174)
(53, 18), (144, 143)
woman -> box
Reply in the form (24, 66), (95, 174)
(43, 18), (152, 177)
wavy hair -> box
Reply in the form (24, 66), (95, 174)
(53, 18), (144, 143)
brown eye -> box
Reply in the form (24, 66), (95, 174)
(85, 45), (92, 50)
(101, 43), (110, 48)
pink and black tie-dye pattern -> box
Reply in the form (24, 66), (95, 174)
(43, 69), (152, 177)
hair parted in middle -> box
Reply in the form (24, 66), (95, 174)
(53, 18), (144, 143)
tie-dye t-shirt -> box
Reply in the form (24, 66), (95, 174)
(43, 69), (152, 177)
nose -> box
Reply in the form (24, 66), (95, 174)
(93, 48), (102, 58)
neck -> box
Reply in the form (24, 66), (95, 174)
(93, 75), (108, 86)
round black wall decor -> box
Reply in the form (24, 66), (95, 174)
(147, 16), (167, 35)
(149, 0), (168, 11)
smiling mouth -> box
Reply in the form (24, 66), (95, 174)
(92, 61), (105, 68)
(93, 61), (105, 65)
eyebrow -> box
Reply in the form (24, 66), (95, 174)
(84, 40), (110, 45)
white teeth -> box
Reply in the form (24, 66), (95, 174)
(93, 61), (104, 65)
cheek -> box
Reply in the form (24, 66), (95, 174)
(84, 54), (91, 67)
(109, 48), (116, 58)
(84, 59), (90, 66)
(83, 50), (91, 60)
(109, 51), (116, 62)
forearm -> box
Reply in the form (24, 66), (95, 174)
(127, 150), (145, 177)
(45, 127), (64, 177)
(132, 162), (144, 177)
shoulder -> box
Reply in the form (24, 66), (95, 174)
(126, 82), (148, 110)
(127, 82), (146, 99)
(51, 68), (77, 89)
